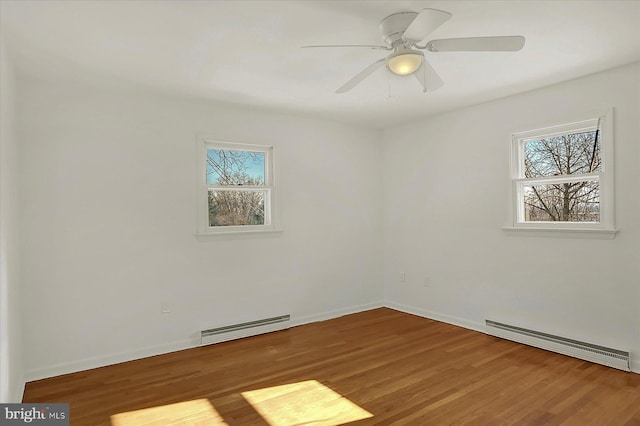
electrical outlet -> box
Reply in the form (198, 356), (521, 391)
(161, 302), (171, 314)
(423, 277), (431, 288)
(400, 272), (406, 282)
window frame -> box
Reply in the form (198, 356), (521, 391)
(508, 109), (616, 236)
(196, 136), (278, 236)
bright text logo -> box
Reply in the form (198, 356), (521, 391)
(1, 404), (68, 425)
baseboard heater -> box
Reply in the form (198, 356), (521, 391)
(200, 314), (290, 346)
(485, 319), (630, 372)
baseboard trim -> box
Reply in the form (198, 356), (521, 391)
(25, 338), (194, 383)
(290, 301), (385, 328)
(24, 301), (385, 383)
(386, 302), (639, 375)
(385, 301), (485, 334)
(24, 300), (637, 382)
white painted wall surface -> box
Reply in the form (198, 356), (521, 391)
(14, 60), (640, 381)
(0, 38), (24, 402)
(383, 62), (640, 371)
(18, 79), (384, 380)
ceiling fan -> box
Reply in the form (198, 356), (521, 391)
(303, 8), (525, 94)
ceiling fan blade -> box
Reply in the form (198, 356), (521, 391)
(413, 59), (444, 93)
(424, 36), (526, 52)
(402, 8), (452, 43)
(302, 44), (390, 50)
(336, 58), (386, 94)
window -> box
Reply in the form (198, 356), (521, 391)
(197, 138), (275, 235)
(510, 110), (615, 234)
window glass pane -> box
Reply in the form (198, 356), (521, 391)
(206, 149), (265, 186)
(523, 181), (599, 222)
(524, 130), (600, 178)
(208, 190), (265, 227)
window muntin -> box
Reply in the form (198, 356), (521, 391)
(198, 139), (274, 234)
(511, 111), (613, 231)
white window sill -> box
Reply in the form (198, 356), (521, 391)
(501, 227), (618, 239)
(196, 228), (283, 241)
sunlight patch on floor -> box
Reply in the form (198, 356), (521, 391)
(241, 379), (373, 426)
(110, 398), (227, 426)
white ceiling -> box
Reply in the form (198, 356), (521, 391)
(1, 0), (639, 129)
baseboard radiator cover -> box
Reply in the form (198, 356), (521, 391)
(200, 314), (291, 346)
(485, 320), (630, 372)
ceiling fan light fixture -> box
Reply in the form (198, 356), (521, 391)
(387, 50), (423, 76)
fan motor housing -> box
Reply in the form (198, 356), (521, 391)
(378, 12), (418, 46)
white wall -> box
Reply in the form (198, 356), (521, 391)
(0, 38), (24, 401)
(15, 59), (640, 381)
(18, 79), (384, 380)
(383, 62), (640, 371)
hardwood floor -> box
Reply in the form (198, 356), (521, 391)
(23, 308), (640, 425)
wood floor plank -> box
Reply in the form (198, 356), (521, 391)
(23, 308), (640, 425)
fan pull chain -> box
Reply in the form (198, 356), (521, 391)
(386, 70), (392, 99)
(423, 62), (427, 93)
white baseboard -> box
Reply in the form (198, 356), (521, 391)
(24, 301), (385, 382)
(290, 301), (385, 328)
(385, 302), (640, 376)
(385, 301), (485, 334)
(24, 300), (638, 382)
(25, 338), (194, 382)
